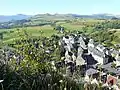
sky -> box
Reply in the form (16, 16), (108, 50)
(0, 0), (120, 15)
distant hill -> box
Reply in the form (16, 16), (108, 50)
(0, 14), (32, 22)
(70, 13), (120, 19)
(0, 13), (120, 29)
(0, 13), (119, 23)
(30, 13), (119, 20)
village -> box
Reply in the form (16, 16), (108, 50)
(57, 33), (120, 90)
(1, 32), (120, 90)
(1, 0), (120, 89)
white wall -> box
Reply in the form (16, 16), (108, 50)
(92, 54), (104, 64)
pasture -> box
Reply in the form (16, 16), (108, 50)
(1, 19), (120, 46)
(0, 25), (55, 44)
(0, 20), (87, 44)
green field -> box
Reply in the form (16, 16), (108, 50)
(1, 18), (120, 47)
(0, 21), (87, 44)
(0, 25), (54, 44)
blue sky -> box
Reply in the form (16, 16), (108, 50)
(0, 0), (120, 15)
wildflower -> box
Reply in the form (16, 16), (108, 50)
(59, 80), (63, 83)
(48, 84), (50, 86)
(64, 87), (67, 90)
(0, 80), (3, 83)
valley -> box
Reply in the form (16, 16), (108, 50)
(0, 13), (120, 90)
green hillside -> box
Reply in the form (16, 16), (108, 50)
(1, 14), (120, 49)
(1, 14), (120, 90)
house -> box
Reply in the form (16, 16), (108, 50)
(77, 36), (87, 49)
(85, 68), (100, 80)
(82, 54), (98, 66)
(63, 36), (70, 44)
(72, 53), (77, 61)
(60, 27), (64, 33)
(63, 36), (74, 44)
(116, 69), (120, 77)
(101, 63), (118, 75)
(110, 49), (119, 57)
(91, 48), (108, 64)
(62, 36), (74, 52)
(76, 55), (85, 66)
(69, 36), (75, 44)
(115, 53), (120, 67)
(66, 43), (73, 52)
(96, 44), (106, 52)
(104, 48), (112, 56)
(86, 68), (99, 76)
(88, 39), (95, 54)
(115, 53), (120, 61)
(77, 46), (84, 56)
(64, 51), (72, 63)
(88, 40), (112, 64)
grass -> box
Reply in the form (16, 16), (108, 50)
(25, 25), (55, 36)
(1, 19), (120, 45)
(1, 25), (59, 44)
(0, 21), (85, 44)
(61, 23), (83, 31)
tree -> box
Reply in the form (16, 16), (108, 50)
(82, 26), (88, 33)
(54, 25), (65, 33)
(0, 33), (3, 40)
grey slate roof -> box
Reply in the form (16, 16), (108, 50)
(116, 55), (120, 61)
(89, 39), (94, 44)
(77, 46), (84, 56)
(88, 46), (94, 52)
(82, 54), (98, 65)
(101, 63), (118, 74)
(86, 68), (99, 76)
(110, 49), (119, 55)
(97, 44), (105, 50)
(94, 42), (99, 47)
(105, 49), (111, 56)
(92, 48), (105, 58)
(77, 37), (87, 49)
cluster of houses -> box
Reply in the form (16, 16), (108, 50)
(1, 33), (120, 89)
(58, 34), (120, 89)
